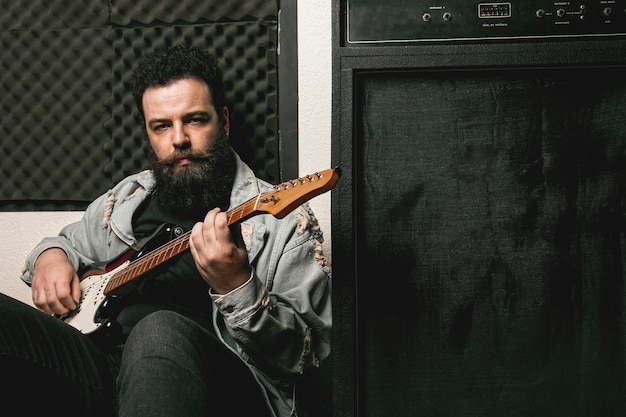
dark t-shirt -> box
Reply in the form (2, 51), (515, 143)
(115, 193), (214, 335)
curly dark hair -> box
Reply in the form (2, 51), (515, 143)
(130, 45), (226, 125)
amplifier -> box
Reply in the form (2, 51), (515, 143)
(346, 0), (626, 43)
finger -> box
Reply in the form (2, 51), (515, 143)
(70, 274), (81, 306)
(34, 286), (63, 315)
(32, 287), (49, 313)
(54, 281), (78, 314)
(213, 211), (233, 244)
(189, 221), (203, 257)
(203, 207), (221, 223)
(200, 208), (220, 242)
(67, 275), (82, 310)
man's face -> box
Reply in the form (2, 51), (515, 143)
(142, 77), (235, 217)
(142, 77), (229, 166)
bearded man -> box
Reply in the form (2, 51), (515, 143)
(0, 45), (332, 417)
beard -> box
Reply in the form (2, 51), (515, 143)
(150, 129), (236, 219)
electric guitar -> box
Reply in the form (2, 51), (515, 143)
(55, 168), (340, 343)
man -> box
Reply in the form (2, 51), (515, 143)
(0, 45), (331, 417)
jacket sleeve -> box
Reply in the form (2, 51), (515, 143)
(210, 204), (332, 385)
(20, 191), (118, 285)
(21, 173), (151, 286)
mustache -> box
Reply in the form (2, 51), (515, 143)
(158, 149), (210, 165)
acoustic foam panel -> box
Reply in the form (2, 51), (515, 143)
(0, 0), (278, 206)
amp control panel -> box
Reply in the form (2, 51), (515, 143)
(346, 0), (626, 43)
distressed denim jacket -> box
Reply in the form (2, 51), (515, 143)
(21, 150), (332, 417)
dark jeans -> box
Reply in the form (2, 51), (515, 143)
(0, 293), (272, 417)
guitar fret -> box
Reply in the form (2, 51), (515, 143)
(239, 205), (246, 217)
(149, 253), (160, 268)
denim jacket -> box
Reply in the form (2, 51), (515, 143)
(21, 151), (332, 416)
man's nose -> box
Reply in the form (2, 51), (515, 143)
(171, 122), (190, 147)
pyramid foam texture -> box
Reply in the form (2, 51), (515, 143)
(0, 0), (279, 208)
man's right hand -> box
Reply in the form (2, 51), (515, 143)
(31, 248), (81, 315)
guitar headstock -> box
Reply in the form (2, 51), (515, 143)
(255, 168), (341, 218)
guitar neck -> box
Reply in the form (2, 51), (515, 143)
(102, 195), (259, 295)
(101, 167), (340, 295)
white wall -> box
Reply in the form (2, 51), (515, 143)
(0, 212), (84, 305)
(297, 0), (333, 257)
(0, 0), (332, 306)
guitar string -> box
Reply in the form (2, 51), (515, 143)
(101, 170), (333, 294)
(103, 194), (260, 293)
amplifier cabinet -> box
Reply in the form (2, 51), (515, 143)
(332, 2), (626, 416)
